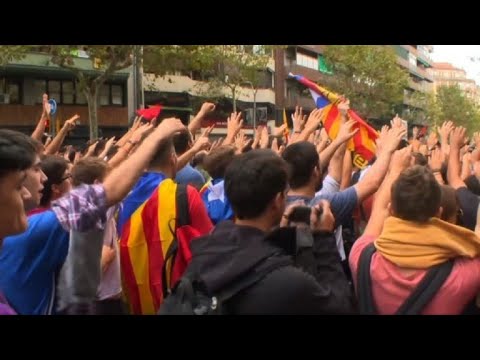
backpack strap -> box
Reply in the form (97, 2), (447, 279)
(162, 184), (190, 297)
(395, 259), (454, 315)
(357, 243), (455, 315)
(215, 255), (292, 304)
(357, 243), (378, 315)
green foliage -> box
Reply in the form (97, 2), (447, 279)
(323, 45), (409, 119)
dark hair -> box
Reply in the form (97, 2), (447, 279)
(391, 165), (441, 223)
(149, 137), (175, 168)
(281, 141), (319, 189)
(93, 139), (107, 157)
(465, 175), (480, 196)
(40, 155), (69, 207)
(225, 149), (289, 220)
(173, 128), (192, 155)
(105, 145), (119, 161)
(203, 145), (236, 179)
(0, 129), (36, 178)
(72, 157), (109, 186)
(191, 151), (207, 168)
(439, 185), (459, 223)
(412, 152), (428, 166)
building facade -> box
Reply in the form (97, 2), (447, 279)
(430, 62), (478, 103)
(0, 52), (131, 141)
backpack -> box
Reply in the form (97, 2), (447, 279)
(120, 180), (201, 315)
(158, 256), (291, 315)
(357, 243), (454, 315)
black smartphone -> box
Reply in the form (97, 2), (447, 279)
(288, 206), (313, 225)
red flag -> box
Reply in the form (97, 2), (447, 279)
(136, 105), (162, 121)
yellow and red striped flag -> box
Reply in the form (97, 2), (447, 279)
(289, 73), (378, 168)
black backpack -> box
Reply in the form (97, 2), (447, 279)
(158, 256), (291, 315)
(357, 243), (454, 315)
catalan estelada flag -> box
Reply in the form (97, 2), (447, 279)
(120, 179), (194, 315)
(289, 73), (378, 168)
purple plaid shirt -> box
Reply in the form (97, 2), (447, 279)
(51, 184), (108, 232)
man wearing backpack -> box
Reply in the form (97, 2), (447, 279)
(350, 138), (480, 315)
(160, 149), (355, 315)
(119, 134), (213, 315)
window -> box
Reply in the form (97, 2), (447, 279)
(296, 51), (318, 71)
(76, 87), (87, 105)
(62, 81), (75, 104)
(8, 83), (20, 104)
(111, 84), (123, 105)
(0, 78), (22, 104)
(48, 81), (61, 103)
(99, 84), (110, 106)
(34, 79), (47, 103)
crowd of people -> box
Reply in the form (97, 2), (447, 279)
(1, 93), (480, 315)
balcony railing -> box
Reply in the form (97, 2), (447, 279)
(397, 57), (434, 82)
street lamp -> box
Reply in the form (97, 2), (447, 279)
(243, 81), (258, 129)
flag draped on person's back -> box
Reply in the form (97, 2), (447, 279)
(289, 73), (378, 168)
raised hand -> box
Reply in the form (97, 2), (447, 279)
(292, 106), (307, 133)
(304, 108), (324, 134)
(450, 126), (467, 150)
(390, 145), (413, 173)
(225, 112), (243, 144)
(260, 126), (269, 149)
(273, 124), (288, 138)
(200, 102), (216, 115)
(337, 98), (350, 118)
(154, 117), (185, 140)
(336, 119), (358, 144)
(428, 147), (444, 171)
(64, 114), (80, 130)
(439, 121), (454, 141)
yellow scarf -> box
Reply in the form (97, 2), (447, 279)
(375, 217), (480, 269)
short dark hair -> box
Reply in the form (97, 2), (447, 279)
(412, 152), (428, 166)
(225, 149), (289, 220)
(465, 175), (480, 196)
(40, 155), (69, 207)
(72, 157), (109, 186)
(203, 145), (236, 179)
(191, 151), (207, 168)
(149, 137), (175, 168)
(173, 128), (192, 155)
(391, 165), (441, 223)
(281, 141), (319, 189)
(439, 185), (459, 223)
(0, 129), (36, 178)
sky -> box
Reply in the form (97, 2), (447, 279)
(432, 45), (480, 83)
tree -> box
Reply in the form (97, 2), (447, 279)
(323, 45), (409, 119)
(435, 85), (480, 133)
(144, 46), (275, 112)
(46, 45), (134, 140)
(0, 45), (134, 140)
(200, 46), (275, 112)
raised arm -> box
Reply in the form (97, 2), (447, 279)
(45, 114), (79, 155)
(363, 146), (412, 238)
(103, 118), (185, 206)
(354, 120), (406, 204)
(447, 126), (467, 190)
(188, 102), (215, 134)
